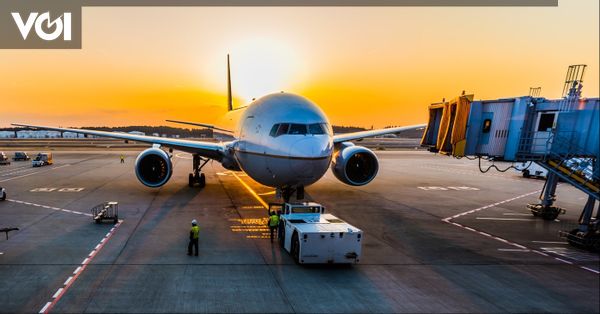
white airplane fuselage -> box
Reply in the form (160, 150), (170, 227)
(229, 93), (334, 188)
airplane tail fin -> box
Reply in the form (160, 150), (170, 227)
(227, 54), (233, 111)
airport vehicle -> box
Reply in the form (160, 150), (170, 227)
(13, 56), (424, 201)
(0, 186), (6, 201)
(514, 161), (548, 179)
(32, 153), (53, 167)
(0, 152), (10, 165)
(273, 202), (362, 264)
(12, 152), (30, 161)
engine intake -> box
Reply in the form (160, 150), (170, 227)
(134, 147), (173, 188)
(331, 143), (379, 186)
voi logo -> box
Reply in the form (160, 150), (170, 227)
(11, 12), (71, 41)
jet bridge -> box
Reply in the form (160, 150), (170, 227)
(421, 65), (599, 251)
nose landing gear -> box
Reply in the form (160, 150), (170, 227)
(278, 185), (305, 203)
(189, 154), (209, 188)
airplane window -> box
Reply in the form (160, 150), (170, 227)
(269, 124), (279, 137)
(321, 123), (332, 135)
(289, 124), (307, 135)
(308, 123), (325, 135)
(275, 124), (289, 137)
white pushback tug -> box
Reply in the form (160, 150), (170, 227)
(271, 202), (363, 264)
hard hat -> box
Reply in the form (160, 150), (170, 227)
(191, 219), (197, 225)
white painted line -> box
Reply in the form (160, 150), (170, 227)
(498, 248), (530, 252)
(52, 288), (63, 299)
(105, 232), (111, 237)
(580, 266), (600, 274)
(478, 232), (492, 237)
(532, 241), (568, 244)
(82, 258), (90, 265)
(0, 164), (70, 183)
(554, 257), (573, 265)
(476, 217), (534, 221)
(464, 226), (476, 232)
(493, 237), (509, 243)
(39, 302), (52, 313)
(95, 244), (101, 250)
(100, 238), (106, 243)
(503, 213), (532, 216)
(532, 250), (550, 257)
(64, 276), (73, 286)
(73, 266), (82, 275)
(510, 243), (528, 249)
(88, 250), (95, 257)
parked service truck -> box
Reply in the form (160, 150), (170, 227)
(272, 202), (363, 264)
(32, 153), (53, 167)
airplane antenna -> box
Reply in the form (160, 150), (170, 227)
(227, 54), (233, 111)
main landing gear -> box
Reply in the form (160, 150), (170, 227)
(189, 154), (209, 188)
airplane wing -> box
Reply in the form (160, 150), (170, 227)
(166, 120), (233, 133)
(333, 124), (426, 143)
(11, 123), (227, 160)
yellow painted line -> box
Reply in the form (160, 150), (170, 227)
(231, 172), (269, 209)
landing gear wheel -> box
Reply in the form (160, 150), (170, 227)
(291, 232), (300, 264)
(522, 170), (530, 178)
(1, 192), (5, 201)
(542, 210), (560, 221)
(188, 173), (194, 187)
(197, 173), (206, 188)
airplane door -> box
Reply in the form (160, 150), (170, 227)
(532, 111), (558, 154)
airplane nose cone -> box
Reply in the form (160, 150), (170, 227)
(288, 137), (331, 179)
(289, 137), (321, 158)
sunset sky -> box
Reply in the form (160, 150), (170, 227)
(1, 1), (598, 129)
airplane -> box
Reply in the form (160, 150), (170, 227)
(13, 55), (425, 202)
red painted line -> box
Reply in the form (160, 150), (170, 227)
(40, 221), (122, 314)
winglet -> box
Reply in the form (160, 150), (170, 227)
(227, 54), (233, 111)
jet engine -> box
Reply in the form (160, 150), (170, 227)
(331, 143), (379, 186)
(134, 147), (173, 188)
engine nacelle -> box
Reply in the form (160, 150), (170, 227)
(331, 143), (379, 186)
(134, 147), (173, 188)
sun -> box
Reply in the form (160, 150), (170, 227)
(200, 37), (310, 105)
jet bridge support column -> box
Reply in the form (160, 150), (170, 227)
(527, 172), (565, 221)
(563, 196), (599, 252)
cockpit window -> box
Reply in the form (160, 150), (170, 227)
(308, 123), (326, 135)
(275, 124), (289, 137)
(289, 124), (307, 135)
(270, 122), (330, 137)
(269, 124), (279, 137)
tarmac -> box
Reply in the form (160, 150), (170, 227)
(0, 150), (598, 313)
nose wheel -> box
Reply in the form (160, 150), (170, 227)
(189, 154), (209, 188)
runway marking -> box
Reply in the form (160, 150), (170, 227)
(0, 164), (70, 183)
(231, 172), (268, 209)
(447, 190), (540, 220)
(540, 247), (600, 262)
(442, 189), (599, 275)
(476, 217), (535, 221)
(39, 220), (123, 314)
(531, 241), (568, 244)
(498, 248), (531, 252)
(503, 213), (533, 216)
(6, 199), (92, 217)
(418, 186), (479, 191)
(39, 302), (51, 314)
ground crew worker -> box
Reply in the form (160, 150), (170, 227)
(187, 219), (199, 256)
(120, 154), (125, 163)
(268, 211), (279, 242)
